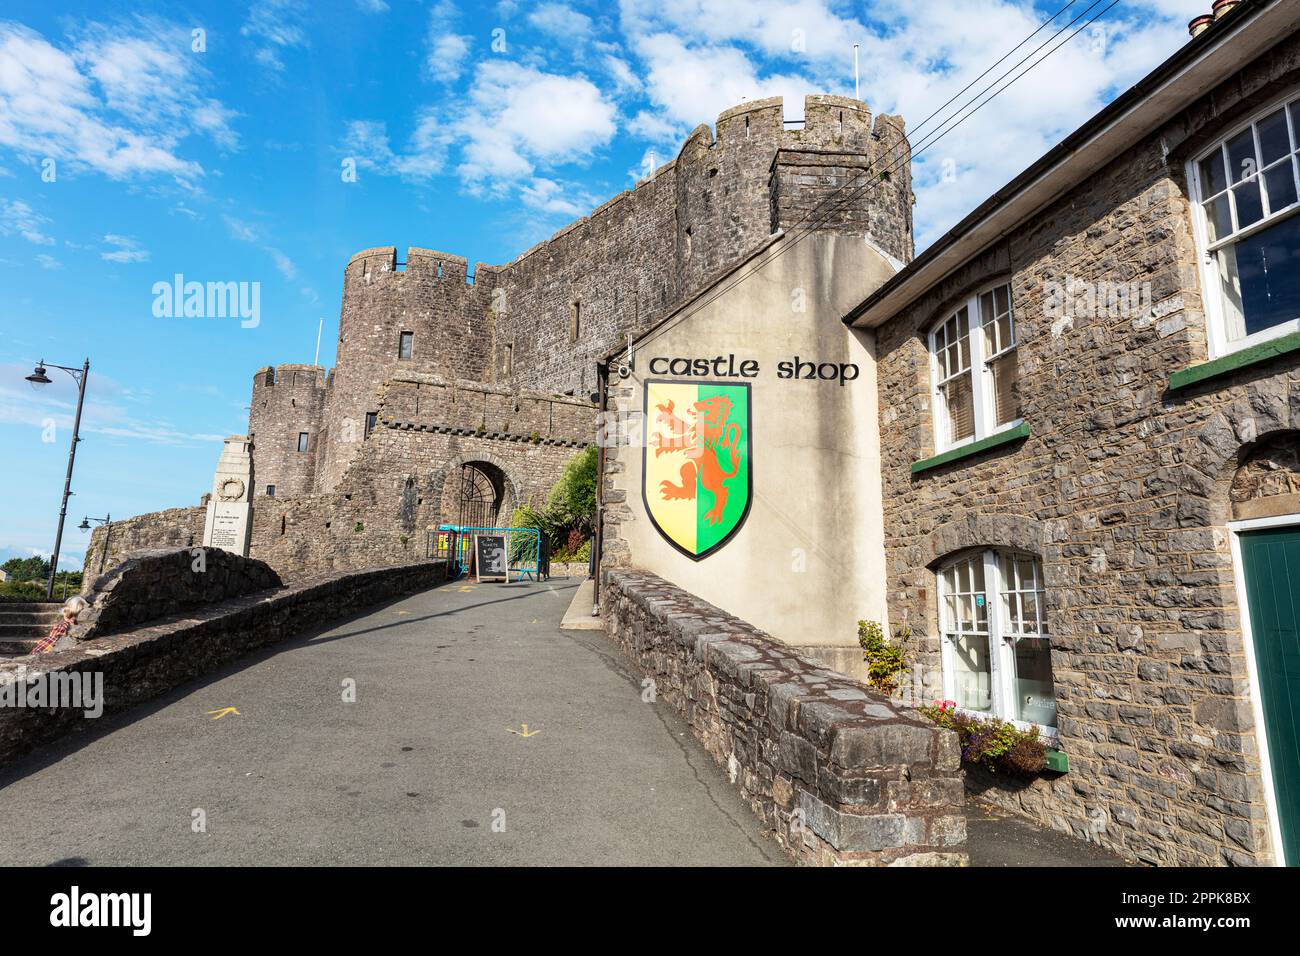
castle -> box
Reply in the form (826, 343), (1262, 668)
(92, 93), (913, 577)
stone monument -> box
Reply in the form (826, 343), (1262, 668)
(203, 436), (253, 556)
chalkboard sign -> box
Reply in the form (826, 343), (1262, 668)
(474, 533), (509, 583)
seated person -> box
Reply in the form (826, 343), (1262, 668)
(32, 596), (88, 654)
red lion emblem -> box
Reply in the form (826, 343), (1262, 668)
(648, 395), (743, 525)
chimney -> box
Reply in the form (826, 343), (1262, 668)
(1212, 0), (1241, 18)
(1188, 13), (1214, 37)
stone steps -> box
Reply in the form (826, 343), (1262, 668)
(0, 604), (62, 652)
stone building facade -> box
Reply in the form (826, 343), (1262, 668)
(844, 1), (1300, 865)
(592, 0), (1300, 867)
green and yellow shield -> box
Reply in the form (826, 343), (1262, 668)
(643, 379), (752, 560)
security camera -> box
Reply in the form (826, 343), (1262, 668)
(617, 364), (631, 379)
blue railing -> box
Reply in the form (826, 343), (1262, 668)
(428, 525), (545, 579)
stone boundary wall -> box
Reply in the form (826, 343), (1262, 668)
(76, 548), (283, 641)
(0, 560), (449, 771)
(601, 569), (966, 866)
(86, 506), (207, 577)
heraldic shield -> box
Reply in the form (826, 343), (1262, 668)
(642, 378), (752, 561)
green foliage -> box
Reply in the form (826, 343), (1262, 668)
(0, 579), (48, 602)
(544, 445), (598, 532)
(918, 702), (1047, 776)
(354, 521), (365, 533)
(511, 446), (598, 559)
(2, 556), (50, 582)
(857, 620), (910, 696)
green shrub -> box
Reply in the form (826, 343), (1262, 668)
(918, 701), (1047, 776)
(857, 620), (910, 696)
(511, 446), (598, 559)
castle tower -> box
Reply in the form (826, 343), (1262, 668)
(316, 247), (496, 492)
(247, 363), (328, 499)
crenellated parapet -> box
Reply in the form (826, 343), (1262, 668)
(375, 374), (593, 447)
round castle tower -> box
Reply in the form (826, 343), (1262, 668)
(247, 363), (328, 500)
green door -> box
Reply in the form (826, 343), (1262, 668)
(1240, 526), (1300, 865)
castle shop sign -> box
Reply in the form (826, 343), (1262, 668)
(646, 353), (860, 386)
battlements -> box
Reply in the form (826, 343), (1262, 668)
(345, 246), (473, 282)
(254, 364), (328, 390)
(376, 375), (593, 446)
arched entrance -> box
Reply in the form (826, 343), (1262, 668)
(438, 460), (517, 529)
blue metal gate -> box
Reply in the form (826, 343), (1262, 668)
(429, 525), (544, 580)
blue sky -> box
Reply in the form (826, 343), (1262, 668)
(0, 0), (1206, 569)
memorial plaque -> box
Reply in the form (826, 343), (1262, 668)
(203, 436), (253, 556)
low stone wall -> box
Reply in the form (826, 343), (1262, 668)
(76, 548), (283, 640)
(601, 569), (966, 866)
(0, 560), (449, 771)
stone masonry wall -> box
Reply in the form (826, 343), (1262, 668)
(601, 569), (966, 866)
(249, 364), (329, 499)
(873, 34), (1300, 865)
(75, 547), (282, 641)
(0, 560), (449, 771)
(86, 506), (207, 577)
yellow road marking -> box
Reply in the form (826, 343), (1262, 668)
(206, 707), (240, 721)
(507, 723), (542, 738)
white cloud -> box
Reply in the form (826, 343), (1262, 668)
(520, 176), (600, 217)
(528, 3), (595, 41)
(34, 252), (60, 270)
(357, 0), (390, 12)
(0, 198), (55, 244)
(456, 61), (617, 188)
(615, 0), (1209, 248)
(601, 54), (641, 94)
(222, 214), (302, 285)
(426, 33), (471, 84)
(100, 233), (149, 264)
(241, 0), (309, 73)
(0, 362), (226, 447)
(342, 109), (449, 181)
(0, 21), (235, 182)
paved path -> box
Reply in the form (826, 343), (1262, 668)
(0, 577), (785, 866)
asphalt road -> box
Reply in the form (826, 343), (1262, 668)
(0, 577), (786, 866)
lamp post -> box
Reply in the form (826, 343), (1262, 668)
(25, 359), (90, 600)
(79, 514), (112, 577)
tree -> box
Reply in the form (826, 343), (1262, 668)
(2, 556), (50, 583)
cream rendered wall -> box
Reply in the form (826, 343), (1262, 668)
(606, 232), (894, 678)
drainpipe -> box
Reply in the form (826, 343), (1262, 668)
(591, 360), (609, 617)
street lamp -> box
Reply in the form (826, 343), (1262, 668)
(25, 358), (90, 600)
(80, 514), (112, 577)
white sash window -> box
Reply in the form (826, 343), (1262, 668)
(928, 283), (1021, 453)
(939, 549), (1056, 730)
(1191, 92), (1300, 357)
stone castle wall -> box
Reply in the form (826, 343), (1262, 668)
(872, 34), (1300, 866)
(247, 94), (909, 500)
